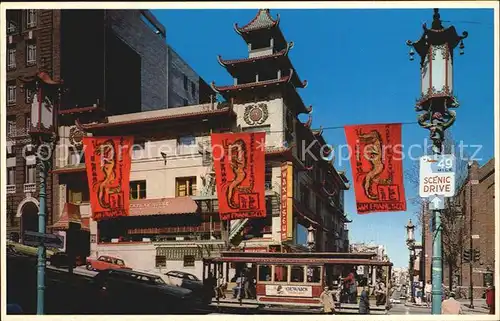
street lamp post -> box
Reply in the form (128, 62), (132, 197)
(20, 71), (63, 315)
(467, 161), (475, 309)
(407, 8), (468, 315)
(406, 219), (416, 303)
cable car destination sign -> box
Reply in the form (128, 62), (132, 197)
(419, 155), (456, 198)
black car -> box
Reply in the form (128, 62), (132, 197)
(48, 252), (76, 268)
(90, 269), (206, 314)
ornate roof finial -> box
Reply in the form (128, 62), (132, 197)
(431, 8), (443, 30)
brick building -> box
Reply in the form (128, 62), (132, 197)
(422, 158), (495, 298)
(5, 9), (211, 242)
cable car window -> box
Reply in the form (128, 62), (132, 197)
(307, 266), (322, 283)
(291, 266), (305, 283)
(274, 265), (288, 282)
(258, 265), (272, 281)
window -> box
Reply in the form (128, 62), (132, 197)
(176, 177), (197, 197)
(183, 74), (188, 90)
(291, 266), (305, 283)
(265, 166), (272, 190)
(8, 20), (18, 34)
(25, 164), (36, 183)
(7, 85), (16, 104)
(7, 168), (16, 185)
(26, 9), (37, 28)
(68, 150), (83, 165)
(130, 180), (146, 200)
(25, 113), (31, 132)
(69, 189), (83, 204)
(90, 234), (97, 243)
(7, 117), (16, 136)
(316, 197), (322, 215)
(183, 255), (195, 267)
(177, 135), (195, 154)
(26, 43), (36, 66)
(132, 141), (146, 159)
(300, 183), (310, 207)
(155, 255), (167, 268)
(274, 265), (288, 282)
(25, 88), (34, 103)
(8, 48), (16, 70)
(190, 81), (196, 97)
(307, 266), (322, 283)
(258, 265), (272, 282)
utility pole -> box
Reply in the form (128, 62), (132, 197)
(407, 9), (468, 315)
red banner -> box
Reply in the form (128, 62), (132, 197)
(211, 132), (266, 220)
(344, 124), (406, 214)
(83, 136), (133, 221)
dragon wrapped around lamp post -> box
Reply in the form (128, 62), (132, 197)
(417, 109), (456, 154)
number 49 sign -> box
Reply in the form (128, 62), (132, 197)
(419, 155), (456, 198)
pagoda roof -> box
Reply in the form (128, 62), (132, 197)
(211, 73), (292, 93)
(234, 9), (280, 34)
(216, 42), (307, 89)
(81, 106), (235, 130)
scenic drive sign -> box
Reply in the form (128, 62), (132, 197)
(419, 155), (456, 198)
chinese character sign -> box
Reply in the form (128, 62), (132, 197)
(211, 132), (266, 220)
(83, 137), (133, 221)
(344, 124), (406, 214)
(280, 162), (293, 242)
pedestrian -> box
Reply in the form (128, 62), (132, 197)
(424, 280), (432, 307)
(359, 286), (370, 315)
(343, 268), (358, 303)
(375, 279), (387, 306)
(320, 286), (335, 314)
(415, 285), (423, 305)
(441, 292), (462, 314)
(485, 284), (495, 315)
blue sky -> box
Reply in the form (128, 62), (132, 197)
(152, 8), (495, 268)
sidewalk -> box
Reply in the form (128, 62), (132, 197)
(404, 299), (490, 314)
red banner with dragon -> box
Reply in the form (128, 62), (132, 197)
(211, 132), (266, 220)
(83, 136), (133, 221)
(344, 124), (406, 214)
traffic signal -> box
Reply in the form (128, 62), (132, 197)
(463, 249), (471, 263)
(473, 249), (480, 262)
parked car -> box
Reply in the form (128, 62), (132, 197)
(164, 270), (212, 304)
(90, 269), (205, 314)
(86, 255), (130, 271)
(49, 252), (85, 268)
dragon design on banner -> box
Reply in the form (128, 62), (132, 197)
(83, 136), (133, 220)
(344, 124), (406, 214)
(211, 132), (266, 220)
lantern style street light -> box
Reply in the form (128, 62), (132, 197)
(307, 225), (316, 252)
(406, 219), (416, 303)
(407, 8), (468, 315)
(20, 71), (63, 315)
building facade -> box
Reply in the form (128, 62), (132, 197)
(50, 9), (351, 279)
(167, 45), (214, 108)
(5, 9), (212, 242)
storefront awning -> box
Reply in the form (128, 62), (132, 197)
(129, 197), (198, 216)
(51, 203), (90, 231)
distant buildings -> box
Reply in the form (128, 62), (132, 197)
(350, 242), (389, 262)
(392, 267), (409, 286)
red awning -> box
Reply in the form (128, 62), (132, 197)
(129, 197), (198, 216)
(51, 203), (90, 231)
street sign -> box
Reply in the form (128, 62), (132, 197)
(470, 180), (479, 185)
(471, 234), (480, 239)
(23, 231), (64, 249)
(419, 155), (456, 197)
(428, 194), (445, 210)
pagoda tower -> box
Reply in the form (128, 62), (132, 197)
(212, 10), (352, 253)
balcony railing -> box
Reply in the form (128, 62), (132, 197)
(24, 183), (36, 193)
(7, 185), (16, 194)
